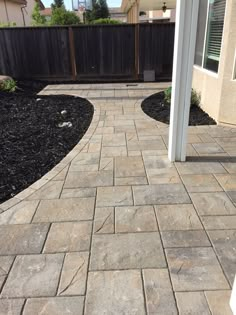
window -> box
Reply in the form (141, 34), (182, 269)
(195, 0), (226, 73)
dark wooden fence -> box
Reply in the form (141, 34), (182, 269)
(0, 23), (175, 81)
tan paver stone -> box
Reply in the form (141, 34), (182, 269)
(33, 198), (95, 222)
(99, 158), (113, 171)
(58, 252), (89, 296)
(155, 204), (202, 231)
(221, 161), (236, 174)
(0, 200), (39, 225)
(2, 254), (64, 297)
(71, 152), (100, 167)
(181, 174), (223, 192)
(93, 207), (114, 234)
(175, 292), (211, 315)
(53, 166), (69, 181)
(228, 191), (236, 203)
(84, 270), (145, 315)
(128, 140), (166, 151)
(115, 205), (158, 233)
(191, 192), (236, 215)
(0, 224), (49, 255)
(192, 143), (225, 154)
(0, 256), (15, 290)
(0, 299), (25, 315)
(105, 120), (134, 127)
(201, 216), (236, 230)
(143, 269), (177, 315)
(23, 296), (84, 315)
(115, 156), (146, 177)
(208, 229), (236, 286)
(60, 188), (96, 199)
(215, 174), (236, 190)
(90, 232), (166, 270)
(96, 186), (133, 207)
(133, 184), (191, 205)
(27, 181), (64, 200)
(166, 247), (230, 291)
(44, 221), (92, 253)
(161, 230), (211, 248)
(115, 176), (148, 185)
(65, 171), (113, 188)
(205, 290), (233, 315)
(102, 133), (126, 146)
(101, 146), (127, 157)
(175, 162), (227, 174)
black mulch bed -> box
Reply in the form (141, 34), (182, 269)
(0, 82), (94, 204)
(141, 91), (216, 125)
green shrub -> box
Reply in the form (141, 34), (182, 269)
(164, 86), (201, 107)
(91, 18), (122, 24)
(0, 79), (17, 92)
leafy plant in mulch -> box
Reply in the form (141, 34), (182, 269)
(0, 79), (17, 92)
(141, 87), (216, 126)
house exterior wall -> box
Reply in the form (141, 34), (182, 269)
(192, 0), (236, 126)
(0, 0), (36, 26)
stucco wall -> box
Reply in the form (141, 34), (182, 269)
(192, 0), (236, 126)
(0, 0), (36, 26)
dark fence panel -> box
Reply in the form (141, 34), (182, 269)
(0, 24), (174, 81)
(0, 27), (71, 79)
(73, 25), (135, 79)
(139, 23), (175, 80)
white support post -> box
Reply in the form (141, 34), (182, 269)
(168, 0), (199, 162)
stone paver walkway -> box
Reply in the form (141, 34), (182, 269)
(0, 83), (235, 314)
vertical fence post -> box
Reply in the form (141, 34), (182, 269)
(135, 23), (140, 80)
(68, 27), (77, 81)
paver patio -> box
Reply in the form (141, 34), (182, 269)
(0, 83), (235, 314)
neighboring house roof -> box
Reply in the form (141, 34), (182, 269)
(40, 7), (52, 16)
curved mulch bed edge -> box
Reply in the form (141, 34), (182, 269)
(141, 91), (216, 126)
(0, 90), (94, 204)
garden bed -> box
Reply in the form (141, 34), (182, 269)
(141, 91), (216, 125)
(0, 82), (94, 204)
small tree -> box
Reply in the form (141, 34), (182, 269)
(85, 0), (109, 22)
(50, 6), (80, 25)
(32, 2), (46, 26)
(51, 0), (64, 10)
(97, 0), (109, 19)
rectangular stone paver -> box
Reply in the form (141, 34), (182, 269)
(23, 296), (84, 315)
(201, 215), (236, 230)
(115, 176), (148, 185)
(0, 256), (15, 290)
(33, 198), (95, 222)
(101, 146), (127, 157)
(0, 200), (39, 225)
(102, 133), (126, 146)
(143, 269), (177, 315)
(96, 186), (133, 207)
(166, 247), (230, 291)
(161, 230), (211, 248)
(155, 204), (202, 231)
(2, 254), (64, 297)
(0, 299), (25, 315)
(175, 292), (211, 315)
(175, 162), (226, 174)
(133, 184), (191, 205)
(215, 174), (236, 190)
(93, 207), (114, 234)
(44, 222), (92, 253)
(90, 232), (166, 270)
(190, 192), (236, 215)
(181, 174), (223, 192)
(84, 270), (146, 315)
(27, 181), (64, 200)
(65, 171), (113, 188)
(208, 229), (236, 286)
(115, 205), (158, 233)
(0, 224), (49, 255)
(115, 156), (146, 177)
(60, 188), (96, 199)
(58, 252), (89, 296)
(205, 290), (233, 315)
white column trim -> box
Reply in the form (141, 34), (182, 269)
(168, 0), (199, 162)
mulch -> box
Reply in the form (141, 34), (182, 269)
(141, 91), (216, 125)
(0, 82), (94, 204)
